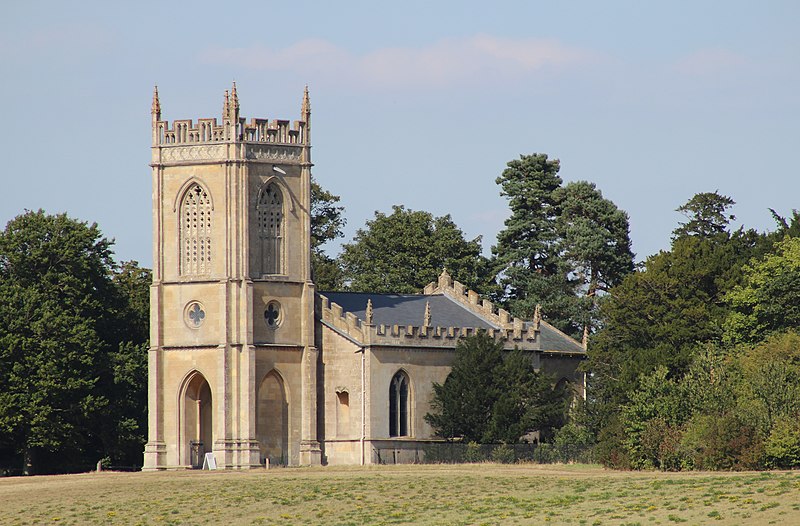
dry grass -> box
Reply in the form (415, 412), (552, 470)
(1, 464), (799, 525)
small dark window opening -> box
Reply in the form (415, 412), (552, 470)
(389, 371), (409, 437)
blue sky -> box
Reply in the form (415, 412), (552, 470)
(2, 1), (798, 266)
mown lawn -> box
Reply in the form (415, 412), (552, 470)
(1, 464), (799, 525)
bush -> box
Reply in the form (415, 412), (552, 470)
(764, 416), (800, 469)
(490, 444), (515, 464)
(551, 423), (595, 463)
(680, 413), (756, 470)
(465, 442), (485, 463)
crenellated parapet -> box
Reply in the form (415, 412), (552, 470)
(316, 291), (540, 350)
(317, 293), (368, 343)
(153, 116), (308, 146)
(423, 269), (541, 336)
(150, 84), (310, 165)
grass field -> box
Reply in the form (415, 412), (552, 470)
(1, 464), (799, 525)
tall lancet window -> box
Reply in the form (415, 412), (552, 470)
(389, 371), (410, 437)
(180, 184), (213, 275)
(257, 183), (284, 275)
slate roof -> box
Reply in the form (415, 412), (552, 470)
(320, 292), (497, 330)
(319, 291), (584, 354)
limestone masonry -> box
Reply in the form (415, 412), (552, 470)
(143, 85), (586, 469)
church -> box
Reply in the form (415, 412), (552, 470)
(142, 85), (586, 470)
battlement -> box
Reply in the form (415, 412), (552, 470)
(151, 84), (310, 147)
(422, 269), (541, 333)
(316, 292), (539, 350)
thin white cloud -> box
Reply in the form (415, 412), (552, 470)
(199, 35), (602, 89)
(672, 48), (750, 76)
(0, 24), (113, 64)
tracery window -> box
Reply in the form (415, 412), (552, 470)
(180, 184), (212, 275)
(389, 371), (409, 437)
(257, 183), (284, 274)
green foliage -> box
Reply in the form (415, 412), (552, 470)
(464, 441), (484, 463)
(588, 225), (765, 433)
(725, 236), (800, 345)
(310, 178), (346, 290)
(555, 181), (634, 299)
(492, 155), (633, 335)
(0, 211), (150, 474)
(673, 191), (736, 239)
(551, 421), (595, 463)
(678, 412), (755, 471)
(490, 444), (515, 464)
(764, 416), (800, 469)
(425, 332), (567, 444)
(492, 154), (577, 332)
(621, 367), (685, 469)
(341, 205), (491, 294)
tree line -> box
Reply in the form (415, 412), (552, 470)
(2, 152), (798, 473)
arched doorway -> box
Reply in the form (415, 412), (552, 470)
(256, 371), (289, 466)
(183, 373), (213, 468)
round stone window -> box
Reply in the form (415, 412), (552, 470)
(265, 301), (282, 329)
(184, 301), (206, 329)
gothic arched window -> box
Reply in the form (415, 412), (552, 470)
(389, 371), (409, 437)
(180, 183), (212, 275)
(257, 183), (284, 275)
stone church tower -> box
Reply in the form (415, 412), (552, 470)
(143, 84), (321, 469)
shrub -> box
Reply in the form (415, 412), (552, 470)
(680, 413), (757, 470)
(464, 442), (485, 463)
(764, 416), (800, 469)
(551, 422), (595, 463)
(490, 444), (515, 464)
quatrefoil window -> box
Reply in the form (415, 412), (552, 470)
(265, 301), (282, 329)
(185, 301), (206, 329)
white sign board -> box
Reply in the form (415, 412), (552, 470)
(202, 452), (217, 470)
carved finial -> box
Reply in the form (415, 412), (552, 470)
(365, 298), (374, 325)
(231, 81), (240, 113)
(533, 304), (541, 326)
(582, 325), (589, 351)
(301, 85), (311, 116)
(424, 301), (432, 327)
(438, 268), (452, 289)
(151, 85), (161, 120)
(223, 89), (230, 119)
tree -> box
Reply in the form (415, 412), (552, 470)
(673, 191), (735, 239)
(555, 181), (634, 330)
(103, 261), (151, 466)
(311, 178), (346, 291)
(425, 332), (567, 443)
(340, 205), (491, 294)
(725, 236), (800, 345)
(492, 154), (578, 333)
(0, 211), (117, 474)
(588, 210), (766, 436)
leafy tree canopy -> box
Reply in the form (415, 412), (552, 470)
(340, 205), (491, 294)
(425, 332), (568, 444)
(725, 236), (800, 345)
(0, 211), (149, 474)
(492, 154), (633, 335)
(588, 214), (766, 431)
(673, 191), (735, 239)
(310, 177), (346, 291)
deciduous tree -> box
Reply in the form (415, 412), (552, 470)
(311, 178), (346, 290)
(0, 211), (116, 474)
(340, 205), (490, 294)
